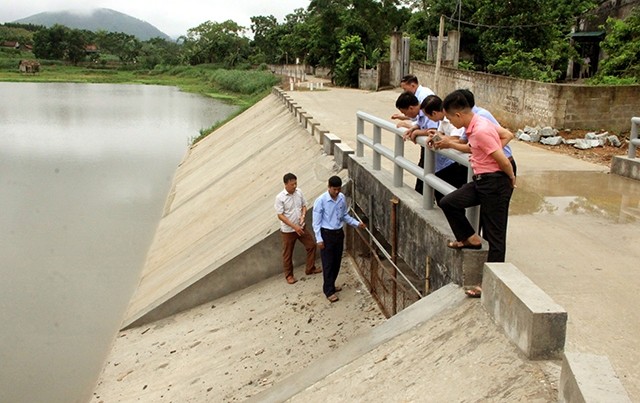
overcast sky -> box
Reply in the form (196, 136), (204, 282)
(0, 0), (311, 38)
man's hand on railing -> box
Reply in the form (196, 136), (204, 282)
(396, 121), (416, 130)
(391, 112), (409, 121)
(403, 127), (431, 144)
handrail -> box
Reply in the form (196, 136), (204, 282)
(355, 110), (479, 228)
(629, 117), (640, 158)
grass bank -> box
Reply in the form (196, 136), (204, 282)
(0, 59), (281, 143)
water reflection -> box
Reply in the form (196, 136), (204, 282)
(511, 171), (640, 223)
(0, 82), (237, 403)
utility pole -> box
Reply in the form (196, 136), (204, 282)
(435, 15), (445, 95)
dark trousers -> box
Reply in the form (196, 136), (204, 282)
(478, 157), (517, 237)
(439, 173), (514, 262)
(281, 230), (316, 278)
(434, 162), (469, 203)
(320, 228), (344, 297)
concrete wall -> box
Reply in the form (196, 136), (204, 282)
(359, 68), (378, 91)
(411, 62), (640, 132)
(347, 156), (488, 291)
(358, 62), (391, 91)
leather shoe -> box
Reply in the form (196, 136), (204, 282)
(286, 276), (297, 284)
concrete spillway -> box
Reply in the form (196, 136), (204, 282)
(121, 95), (338, 329)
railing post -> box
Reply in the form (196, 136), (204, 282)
(394, 133), (404, 187)
(422, 147), (435, 210)
(373, 125), (382, 170)
(356, 116), (364, 157)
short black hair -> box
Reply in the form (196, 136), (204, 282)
(400, 74), (419, 85)
(442, 91), (471, 113)
(457, 89), (476, 107)
(328, 175), (342, 188)
(395, 91), (419, 109)
(283, 172), (296, 183)
(421, 94), (443, 115)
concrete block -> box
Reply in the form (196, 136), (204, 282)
(611, 156), (640, 181)
(481, 262), (567, 360)
(334, 142), (354, 169)
(323, 132), (341, 155)
(317, 129), (328, 145)
(559, 352), (632, 403)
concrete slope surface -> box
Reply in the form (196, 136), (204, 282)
(94, 260), (386, 402)
(288, 299), (558, 402)
(121, 95), (338, 328)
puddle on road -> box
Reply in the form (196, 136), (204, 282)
(510, 171), (640, 223)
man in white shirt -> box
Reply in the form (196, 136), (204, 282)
(391, 74), (435, 122)
(274, 173), (320, 284)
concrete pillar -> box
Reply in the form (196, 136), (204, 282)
(389, 32), (403, 87)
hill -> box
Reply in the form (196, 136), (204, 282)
(13, 8), (171, 41)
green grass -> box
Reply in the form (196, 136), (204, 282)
(1, 58), (281, 143)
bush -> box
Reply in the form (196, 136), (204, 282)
(207, 69), (279, 95)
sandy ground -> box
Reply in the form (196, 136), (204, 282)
(93, 258), (386, 402)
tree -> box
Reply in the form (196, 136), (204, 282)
(181, 20), (250, 67)
(33, 24), (68, 60)
(404, 0), (596, 81)
(250, 15), (279, 64)
(141, 37), (182, 68)
(66, 29), (87, 65)
(596, 7), (640, 82)
(334, 35), (366, 86)
(305, 0), (411, 69)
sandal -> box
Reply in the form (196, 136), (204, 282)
(327, 294), (339, 303)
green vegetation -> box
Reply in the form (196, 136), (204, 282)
(590, 7), (640, 84)
(334, 35), (365, 87)
(1, 0), (637, 95)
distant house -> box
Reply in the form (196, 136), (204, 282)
(1, 41), (20, 49)
(19, 60), (40, 74)
(85, 44), (99, 54)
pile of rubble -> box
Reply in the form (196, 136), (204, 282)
(515, 126), (622, 150)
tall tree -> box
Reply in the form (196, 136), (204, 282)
(33, 24), (68, 60)
(250, 15), (279, 64)
(306, 0), (410, 68)
(596, 7), (640, 81)
(181, 20), (250, 67)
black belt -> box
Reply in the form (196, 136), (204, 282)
(472, 172), (507, 181)
(321, 228), (343, 233)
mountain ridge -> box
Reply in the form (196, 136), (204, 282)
(13, 8), (172, 41)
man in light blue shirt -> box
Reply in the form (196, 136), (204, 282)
(394, 92), (439, 194)
(313, 176), (366, 303)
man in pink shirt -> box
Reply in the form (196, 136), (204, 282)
(439, 90), (516, 296)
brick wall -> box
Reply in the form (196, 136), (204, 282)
(411, 62), (640, 132)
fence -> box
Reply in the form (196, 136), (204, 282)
(354, 110), (479, 228)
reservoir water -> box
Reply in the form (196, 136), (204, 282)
(0, 82), (238, 403)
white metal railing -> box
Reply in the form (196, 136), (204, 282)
(629, 117), (640, 158)
(355, 111), (479, 228)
